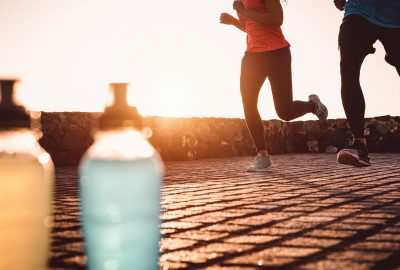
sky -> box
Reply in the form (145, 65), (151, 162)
(0, 0), (399, 120)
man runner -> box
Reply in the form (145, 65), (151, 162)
(334, 0), (400, 167)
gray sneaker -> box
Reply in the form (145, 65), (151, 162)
(247, 153), (272, 172)
(309, 94), (328, 121)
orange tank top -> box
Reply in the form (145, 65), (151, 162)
(242, 0), (290, 53)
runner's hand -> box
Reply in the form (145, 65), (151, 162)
(334, 0), (346, 11)
(233, 1), (245, 15)
(220, 13), (236, 25)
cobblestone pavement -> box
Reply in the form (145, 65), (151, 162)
(49, 153), (400, 270)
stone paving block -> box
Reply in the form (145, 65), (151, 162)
(161, 238), (199, 252)
(202, 266), (258, 270)
(367, 232), (400, 242)
(192, 243), (255, 255)
(326, 250), (392, 262)
(251, 227), (303, 236)
(304, 228), (358, 239)
(170, 230), (229, 242)
(161, 221), (203, 230)
(299, 260), (374, 270)
(160, 261), (189, 270)
(351, 240), (400, 251)
(281, 237), (341, 248)
(224, 248), (302, 266)
(160, 250), (224, 264)
(228, 214), (287, 226)
(199, 224), (249, 233)
(224, 234), (280, 245)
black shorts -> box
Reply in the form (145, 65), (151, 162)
(339, 14), (400, 67)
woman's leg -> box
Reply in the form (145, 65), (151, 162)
(267, 47), (315, 121)
(240, 53), (268, 152)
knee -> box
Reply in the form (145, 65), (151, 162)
(339, 49), (365, 78)
(276, 109), (293, 122)
(385, 54), (400, 71)
(240, 90), (257, 113)
(243, 106), (258, 119)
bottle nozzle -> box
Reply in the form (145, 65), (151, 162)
(0, 80), (16, 106)
(98, 83), (142, 130)
(111, 83), (129, 107)
(0, 79), (31, 129)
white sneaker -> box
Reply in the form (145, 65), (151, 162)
(309, 94), (328, 121)
(247, 153), (272, 172)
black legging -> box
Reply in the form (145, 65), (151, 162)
(339, 15), (400, 139)
(240, 46), (314, 151)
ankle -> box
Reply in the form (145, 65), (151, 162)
(354, 137), (367, 146)
(258, 149), (269, 156)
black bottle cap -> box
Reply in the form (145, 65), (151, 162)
(0, 79), (31, 129)
(98, 83), (142, 130)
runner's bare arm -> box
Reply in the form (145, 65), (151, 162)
(233, 0), (283, 27)
(220, 12), (246, 32)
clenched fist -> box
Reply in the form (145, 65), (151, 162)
(334, 0), (346, 11)
(220, 13), (236, 25)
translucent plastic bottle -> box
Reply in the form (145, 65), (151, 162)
(0, 79), (54, 270)
(79, 83), (163, 270)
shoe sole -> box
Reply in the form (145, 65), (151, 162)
(337, 151), (371, 167)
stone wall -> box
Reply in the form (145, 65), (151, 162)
(39, 112), (400, 166)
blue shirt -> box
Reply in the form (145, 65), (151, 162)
(345, 0), (400, 28)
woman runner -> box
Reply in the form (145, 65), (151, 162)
(220, 0), (328, 172)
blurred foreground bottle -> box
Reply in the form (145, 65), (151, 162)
(0, 79), (54, 270)
(79, 83), (164, 270)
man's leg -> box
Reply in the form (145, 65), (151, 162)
(340, 47), (368, 141)
(339, 16), (376, 141)
(337, 15), (376, 167)
(379, 26), (400, 76)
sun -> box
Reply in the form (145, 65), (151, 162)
(136, 75), (195, 118)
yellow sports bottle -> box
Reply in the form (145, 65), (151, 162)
(0, 79), (54, 270)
